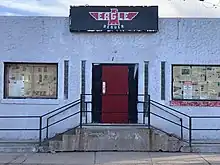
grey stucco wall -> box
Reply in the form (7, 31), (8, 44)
(0, 16), (220, 140)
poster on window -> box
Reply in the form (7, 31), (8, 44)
(183, 81), (193, 99)
(199, 82), (209, 99)
(8, 80), (25, 97)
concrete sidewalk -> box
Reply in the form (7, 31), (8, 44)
(0, 152), (220, 165)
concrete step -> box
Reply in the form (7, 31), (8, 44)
(0, 141), (38, 153)
(192, 139), (220, 153)
(49, 127), (185, 152)
(0, 145), (37, 153)
(192, 145), (220, 153)
(49, 140), (63, 152)
(81, 123), (149, 129)
(180, 139), (220, 153)
(47, 128), (77, 141)
(49, 134), (78, 152)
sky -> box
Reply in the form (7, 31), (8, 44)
(0, 0), (220, 17)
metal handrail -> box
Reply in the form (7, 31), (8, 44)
(45, 111), (80, 140)
(43, 95), (154, 140)
(0, 116), (40, 118)
(150, 112), (186, 129)
(2, 94), (220, 151)
(0, 128), (39, 131)
(150, 102), (182, 121)
(83, 94), (185, 140)
(191, 116), (220, 118)
(0, 99), (81, 146)
(41, 99), (80, 117)
(150, 100), (190, 117)
(47, 100), (81, 120)
(150, 99), (190, 145)
(190, 116), (220, 145)
(139, 97), (185, 140)
(45, 101), (81, 139)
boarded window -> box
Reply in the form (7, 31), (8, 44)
(172, 65), (220, 100)
(4, 63), (58, 99)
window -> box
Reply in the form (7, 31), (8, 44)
(4, 63), (58, 99)
(172, 65), (220, 101)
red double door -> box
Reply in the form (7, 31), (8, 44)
(101, 65), (129, 123)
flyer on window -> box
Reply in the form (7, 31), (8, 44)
(183, 81), (193, 99)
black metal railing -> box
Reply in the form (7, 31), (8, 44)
(42, 96), (220, 149)
(1, 93), (220, 152)
(79, 94), (186, 140)
(148, 100), (191, 146)
(45, 100), (81, 140)
(0, 99), (80, 146)
(0, 115), (42, 144)
(149, 100), (220, 149)
(190, 116), (220, 145)
(79, 93), (148, 127)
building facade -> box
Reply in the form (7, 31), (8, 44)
(0, 9), (220, 141)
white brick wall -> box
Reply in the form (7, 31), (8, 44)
(0, 16), (220, 140)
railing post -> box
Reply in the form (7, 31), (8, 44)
(189, 117), (192, 152)
(142, 100), (145, 124)
(147, 95), (151, 128)
(85, 102), (88, 124)
(180, 118), (183, 140)
(39, 116), (42, 146)
(80, 94), (83, 128)
(46, 118), (49, 140)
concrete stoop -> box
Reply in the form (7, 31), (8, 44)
(48, 127), (186, 152)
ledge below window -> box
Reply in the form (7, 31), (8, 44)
(0, 99), (60, 105)
(170, 100), (220, 107)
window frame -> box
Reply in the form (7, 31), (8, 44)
(171, 64), (220, 101)
(3, 62), (58, 99)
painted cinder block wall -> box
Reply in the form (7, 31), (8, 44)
(0, 16), (220, 140)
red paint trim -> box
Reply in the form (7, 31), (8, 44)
(170, 100), (220, 107)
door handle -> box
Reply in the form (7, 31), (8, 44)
(102, 81), (106, 94)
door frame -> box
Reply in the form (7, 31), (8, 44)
(92, 63), (139, 123)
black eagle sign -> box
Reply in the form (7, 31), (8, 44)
(69, 6), (158, 33)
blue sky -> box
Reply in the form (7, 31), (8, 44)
(0, 0), (220, 17)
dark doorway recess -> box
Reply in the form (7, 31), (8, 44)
(92, 63), (138, 123)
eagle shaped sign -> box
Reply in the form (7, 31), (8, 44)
(89, 8), (139, 30)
